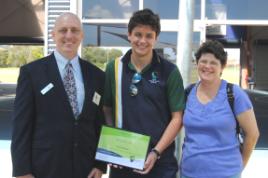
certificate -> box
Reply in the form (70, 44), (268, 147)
(95, 126), (150, 170)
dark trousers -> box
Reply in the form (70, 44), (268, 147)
(109, 163), (178, 178)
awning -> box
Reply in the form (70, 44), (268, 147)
(0, 0), (44, 44)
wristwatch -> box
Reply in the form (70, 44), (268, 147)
(151, 148), (161, 159)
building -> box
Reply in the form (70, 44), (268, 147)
(2, 0), (267, 91)
(44, 0), (268, 90)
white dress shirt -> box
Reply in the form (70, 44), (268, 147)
(54, 50), (85, 114)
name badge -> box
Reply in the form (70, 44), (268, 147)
(40, 83), (54, 95)
(93, 92), (101, 106)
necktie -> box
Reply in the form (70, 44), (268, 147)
(63, 62), (79, 118)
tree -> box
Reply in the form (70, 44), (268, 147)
(0, 46), (44, 67)
(82, 47), (123, 70)
(0, 49), (8, 67)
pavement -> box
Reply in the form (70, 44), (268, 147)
(0, 140), (267, 178)
(0, 140), (12, 177)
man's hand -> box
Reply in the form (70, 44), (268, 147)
(17, 174), (35, 178)
(134, 151), (158, 174)
(108, 163), (123, 169)
(87, 168), (103, 178)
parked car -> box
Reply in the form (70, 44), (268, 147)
(0, 83), (16, 140)
(243, 89), (268, 178)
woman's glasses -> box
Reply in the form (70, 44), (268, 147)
(129, 73), (142, 96)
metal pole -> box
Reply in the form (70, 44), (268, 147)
(175, 0), (194, 176)
(177, 0), (194, 87)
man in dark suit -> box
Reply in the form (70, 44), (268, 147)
(11, 12), (106, 178)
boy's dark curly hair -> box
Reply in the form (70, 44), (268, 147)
(195, 40), (228, 66)
(128, 8), (161, 37)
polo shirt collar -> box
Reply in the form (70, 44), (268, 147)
(122, 49), (161, 73)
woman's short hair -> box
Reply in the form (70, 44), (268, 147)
(195, 40), (228, 66)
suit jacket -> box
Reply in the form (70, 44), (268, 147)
(11, 53), (106, 178)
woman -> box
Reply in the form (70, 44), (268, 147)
(180, 40), (259, 178)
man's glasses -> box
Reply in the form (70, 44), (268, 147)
(129, 73), (142, 96)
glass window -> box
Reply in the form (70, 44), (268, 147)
(144, 0), (200, 19)
(82, 0), (138, 19)
(206, 0), (268, 20)
(155, 32), (177, 62)
(194, 0), (201, 19)
(143, 0), (179, 19)
(82, 24), (178, 49)
(83, 24), (129, 47)
(82, 24), (179, 64)
(193, 32), (201, 44)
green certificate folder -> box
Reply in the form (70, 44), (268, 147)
(95, 126), (151, 170)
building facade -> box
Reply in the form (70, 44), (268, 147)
(45, 0), (268, 90)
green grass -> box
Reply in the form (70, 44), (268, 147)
(0, 68), (19, 83)
(222, 66), (240, 85)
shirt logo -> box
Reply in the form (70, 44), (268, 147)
(149, 72), (160, 84)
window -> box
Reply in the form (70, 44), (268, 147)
(144, 0), (201, 19)
(206, 0), (268, 20)
(83, 24), (129, 47)
(144, 0), (179, 19)
(82, 0), (138, 19)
